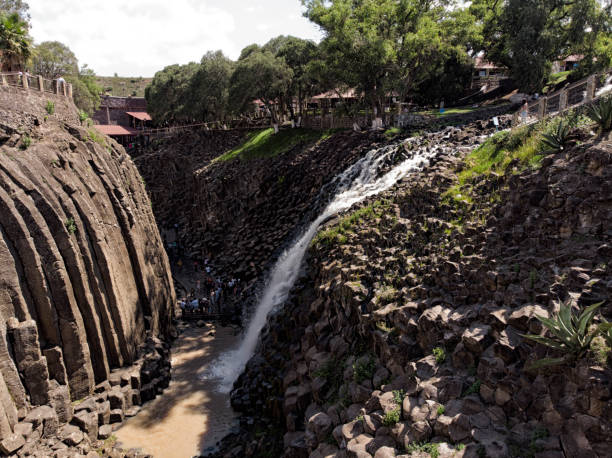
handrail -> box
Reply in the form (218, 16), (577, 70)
(0, 72), (73, 98)
(514, 69), (612, 126)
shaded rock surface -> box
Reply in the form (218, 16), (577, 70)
(0, 87), (175, 456)
(209, 126), (611, 457)
(136, 129), (399, 282)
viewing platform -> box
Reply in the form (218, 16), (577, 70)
(0, 72), (73, 98)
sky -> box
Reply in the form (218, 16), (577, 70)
(28, 0), (323, 77)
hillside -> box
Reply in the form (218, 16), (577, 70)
(95, 76), (152, 98)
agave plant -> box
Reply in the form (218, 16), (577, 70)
(586, 95), (612, 134)
(541, 121), (571, 152)
(524, 301), (604, 367)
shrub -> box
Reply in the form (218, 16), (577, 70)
(541, 121), (571, 152)
(432, 347), (446, 364)
(382, 408), (400, 426)
(353, 356), (376, 384)
(524, 301), (609, 367)
(586, 95), (612, 133)
(45, 101), (55, 115)
(20, 135), (31, 150)
(79, 110), (89, 123)
(392, 389), (404, 405)
(65, 217), (77, 234)
(405, 442), (440, 458)
(463, 379), (481, 396)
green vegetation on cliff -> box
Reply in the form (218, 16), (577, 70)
(215, 127), (336, 162)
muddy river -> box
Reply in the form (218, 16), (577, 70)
(115, 324), (238, 457)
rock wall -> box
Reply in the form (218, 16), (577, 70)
(0, 87), (175, 455)
(137, 129), (410, 282)
(214, 128), (611, 457)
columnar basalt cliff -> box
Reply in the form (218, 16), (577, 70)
(137, 129), (434, 282)
(0, 87), (175, 456)
(213, 127), (611, 457)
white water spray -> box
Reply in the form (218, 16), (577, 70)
(205, 138), (450, 392)
(596, 75), (612, 97)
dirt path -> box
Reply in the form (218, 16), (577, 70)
(115, 324), (238, 457)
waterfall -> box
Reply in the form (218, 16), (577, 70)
(206, 137), (450, 392)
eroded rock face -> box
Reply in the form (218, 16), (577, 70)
(0, 87), (175, 452)
(212, 126), (611, 457)
(136, 129), (391, 282)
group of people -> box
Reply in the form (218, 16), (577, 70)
(178, 271), (242, 317)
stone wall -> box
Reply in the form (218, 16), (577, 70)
(0, 88), (175, 455)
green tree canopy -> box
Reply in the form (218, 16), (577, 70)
(0, 0), (29, 24)
(0, 11), (31, 68)
(187, 50), (234, 122)
(65, 64), (102, 116)
(302, 0), (475, 109)
(470, 0), (612, 92)
(263, 35), (318, 118)
(145, 62), (200, 123)
(31, 41), (78, 79)
(229, 47), (293, 125)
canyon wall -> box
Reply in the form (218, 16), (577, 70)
(214, 127), (612, 457)
(0, 86), (175, 453)
(137, 129), (407, 283)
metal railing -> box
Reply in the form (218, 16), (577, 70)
(0, 72), (73, 98)
(513, 69), (612, 125)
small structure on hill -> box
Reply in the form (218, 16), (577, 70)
(471, 56), (509, 90)
(93, 95), (152, 148)
(553, 54), (584, 73)
(93, 95), (149, 126)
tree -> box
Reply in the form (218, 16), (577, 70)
(188, 50), (234, 122)
(31, 41), (78, 79)
(470, 0), (612, 92)
(66, 64), (102, 115)
(263, 36), (318, 120)
(145, 62), (200, 124)
(0, 0), (30, 24)
(302, 0), (473, 111)
(230, 48), (293, 130)
(0, 11), (31, 70)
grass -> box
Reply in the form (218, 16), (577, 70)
(95, 434), (118, 454)
(96, 75), (152, 97)
(382, 408), (401, 426)
(353, 356), (376, 384)
(463, 379), (481, 397)
(88, 129), (107, 147)
(20, 135), (31, 150)
(384, 126), (402, 138)
(215, 128), (339, 162)
(65, 217), (77, 234)
(45, 101), (55, 115)
(405, 442), (440, 458)
(419, 105), (487, 118)
(433, 347), (446, 364)
(542, 70), (571, 94)
(312, 200), (387, 247)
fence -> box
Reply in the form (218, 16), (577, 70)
(514, 70), (612, 125)
(471, 75), (510, 90)
(0, 72), (73, 98)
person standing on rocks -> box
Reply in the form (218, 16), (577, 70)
(520, 99), (529, 124)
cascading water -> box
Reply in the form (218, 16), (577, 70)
(206, 136), (458, 392)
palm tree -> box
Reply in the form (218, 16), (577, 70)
(0, 12), (31, 72)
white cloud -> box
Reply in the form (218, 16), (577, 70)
(28, 0), (322, 77)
